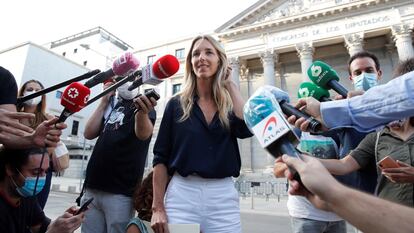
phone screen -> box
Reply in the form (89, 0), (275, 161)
(76, 197), (94, 215)
(378, 156), (399, 169)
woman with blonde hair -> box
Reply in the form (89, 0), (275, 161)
(151, 35), (252, 233)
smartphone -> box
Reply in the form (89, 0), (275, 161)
(75, 197), (94, 215)
(377, 156), (399, 169)
(143, 89), (160, 101)
(134, 89), (160, 112)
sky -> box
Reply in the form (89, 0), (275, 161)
(1, 0), (258, 51)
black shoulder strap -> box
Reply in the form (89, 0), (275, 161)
(76, 177), (87, 206)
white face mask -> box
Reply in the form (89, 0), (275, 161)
(353, 72), (378, 91)
(23, 90), (42, 106)
(117, 82), (138, 100)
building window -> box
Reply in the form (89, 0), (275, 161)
(71, 120), (79, 136)
(175, 48), (185, 59)
(83, 61), (88, 66)
(73, 48), (78, 53)
(56, 90), (62, 99)
(172, 84), (181, 95)
(147, 55), (155, 64)
(62, 52), (66, 56)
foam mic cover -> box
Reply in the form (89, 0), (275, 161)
(307, 61), (348, 98)
(59, 82), (91, 122)
(128, 54), (180, 91)
(297, 82), (331, 102)
(84, 52), (140, 88)
(270, 87), (322, 133)
(243, 86), (303, 183)
(112, 52), (140, 76)
(152, 54), (180, 79)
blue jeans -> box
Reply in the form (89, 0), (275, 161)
(291, 217), (347, 233)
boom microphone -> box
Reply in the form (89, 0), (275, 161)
(297, 82), (331, 102)
(243, 86), (303, 182)
(85, 70), (141, 107)
(128, 54), (180, 91)
(84, 52), (140, 88)
(17, 69), (100, 104)
(58, 82), (91, 122)
(307, 61), (348, 98)
(269, 86), (322, 133)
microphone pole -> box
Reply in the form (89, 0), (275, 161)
(17, 69), (101, 104)
(85, 70), (141, 107)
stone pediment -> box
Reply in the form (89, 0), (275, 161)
(216, 0), (380, 33)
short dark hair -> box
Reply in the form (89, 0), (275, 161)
(393, 58), (414, 78)
(348, 51), (381, 75)
(392, 58), (414, 127)
(0, 147), (46, 181)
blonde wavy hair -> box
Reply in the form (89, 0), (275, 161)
(178, 35), (233, 129)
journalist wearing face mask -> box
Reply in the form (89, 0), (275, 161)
(0, 147), (84, 233)
(17, 80), (48, 128)
(348, 52), (382, 91)
(117, 81), (139, 100)
(17, 79), (70, 210)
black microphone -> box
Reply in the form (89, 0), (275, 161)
(85, 70), (140, 107)
(17, 69), (100, 104)
(270, 87), (322, 133)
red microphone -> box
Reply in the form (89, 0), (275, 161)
(58, 82), (91, 122)
(128, 54), (180, 91)
(84, 52), (140, 88)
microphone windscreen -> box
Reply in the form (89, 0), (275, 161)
(243, 85), (282, 129)
(112, 52), (140, 76)
(152, 54), (180, 79)
(268, 86), (290, 103)
(60, 82), (91, 113)
(297, 82), (330, 100)
(307, 61), (340, 89)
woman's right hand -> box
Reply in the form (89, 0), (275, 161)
(151, 208), (169, 233)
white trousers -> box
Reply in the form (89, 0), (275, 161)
(165, 174), (241, 233)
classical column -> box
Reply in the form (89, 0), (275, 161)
(344, 32), (364, 56)
(275, 62), (286, 91)
(296, 42), (314, 81)
(392, 24), (414, 61)
(260, 50), (277, 86)
(240, 64), (253, 173)
(229, 56), (241, 88)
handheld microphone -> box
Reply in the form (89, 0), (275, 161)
(84, 52), (140, 88)
(17, 69), (100, 104)
(269, 86), (322, 133)
(128, 54), (180, 91)
(307, 61), (348, 98)
(243, 86), (302, 182)
(297, 82), (331, 102)
(58, 82), (91, 122)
